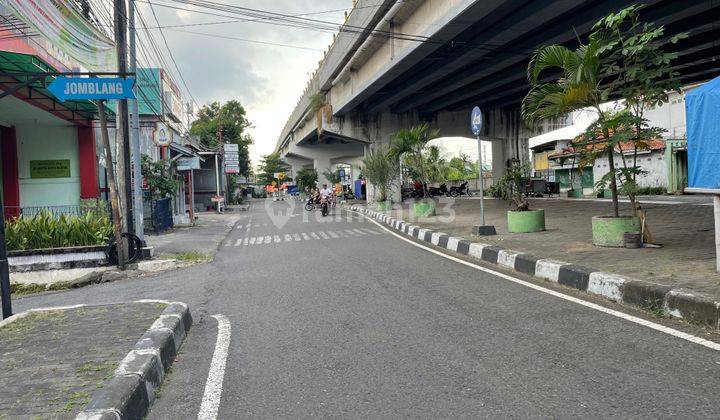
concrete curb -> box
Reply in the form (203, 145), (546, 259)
(348, 204), (720, 330)
(76, 300), (193, 420)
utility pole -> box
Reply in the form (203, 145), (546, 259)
(215, 121), (222, 212)
(128, 0), (143, 242)
(114, 0), (134, 237)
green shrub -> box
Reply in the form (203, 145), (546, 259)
(4, 210), (112, 251)
(631, 186), (666, 196)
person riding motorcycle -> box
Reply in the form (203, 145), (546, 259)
(319, 184), (333, 200)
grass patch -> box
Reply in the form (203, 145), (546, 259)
(642, 297), (666, 318)
(10, 280), (74, 296)
(61, 391), (90, 412)
(173, 251), (210, 262)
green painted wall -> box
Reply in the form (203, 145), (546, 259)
(16, 124), (80, 207)
(555, 168), (593, 189)
(108, 68), (163, 116)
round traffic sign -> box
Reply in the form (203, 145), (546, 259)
(471, 106), (483, 136)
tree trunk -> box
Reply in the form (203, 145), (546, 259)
(607, 147), (620, 217)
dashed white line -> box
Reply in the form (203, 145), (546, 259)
(197, 314), (232, 420)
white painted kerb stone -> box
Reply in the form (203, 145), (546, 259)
(468, 243), (488, 259)
(587, 272), (627, 302)
(497, 250), (521, 270)
(535, 259), (566, 282)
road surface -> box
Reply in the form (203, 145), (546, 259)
(15, 200), (720, 418)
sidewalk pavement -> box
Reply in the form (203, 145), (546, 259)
(382, 196), (720, 299)
(0, 302), (167, 417)
(145, 210), (244, 258)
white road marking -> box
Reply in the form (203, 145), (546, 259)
(197, 314), (231, 420)
(301, 232), (310, 240)
(285, 234), (292, 242)
(345, 229), (358, 236)
(352, 228), (366, 235)
(319, 231), (330, 239)
(274, 235), (281, 243)
(249, 237), (256, 245)
(328, 231), (339, 238)
(365, 228), (383, 235)
(310, 232), (320, 240)
(264, 235), (272, 244)
(234, 238), (242, 246)
(359, 212), (720, 353)
(243, 237), (248, 246)
(293, 233), (302, 241)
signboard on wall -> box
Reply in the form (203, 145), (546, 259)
(176, 156), (200, 171)
(153, 122), (173, 147)
(30, 160), (71, 178)
(224, 143), (240, 174)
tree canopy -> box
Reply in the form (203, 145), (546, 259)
(256, 152), (290, 186)
(190, 100), (253, 176)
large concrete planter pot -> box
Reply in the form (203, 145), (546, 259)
(567, 189), (582, 198)
(376, 201), (392, 211)
(413, 200), (436, 218)
(507, 209), (545, 233)
(592, 216), (641, 247)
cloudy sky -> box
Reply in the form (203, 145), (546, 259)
(134, 0), (352, 166)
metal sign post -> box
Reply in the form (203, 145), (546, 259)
(47, 75), (136, 268)
(470, 106), (496, 236)
(0, 194), (12, 319)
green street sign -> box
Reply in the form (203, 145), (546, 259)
(30, 160), (71, 178)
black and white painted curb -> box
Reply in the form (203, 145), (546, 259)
(76, 300), (193, 420)
(348, 204), (720, 330)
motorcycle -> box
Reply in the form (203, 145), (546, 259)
(427, 183), (450, 197)
(320, 195), (329, 217)
(449, 181), (471, 197)
(304, 195), (319, 211)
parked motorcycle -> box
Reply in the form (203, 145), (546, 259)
(449, 181), (471, 197)
(427, 183), (450, 197)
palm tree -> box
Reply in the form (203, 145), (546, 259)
(423, 145), (448, 185)
(361, 145), (398, 203)
(322, 168), (342, 185)
(521, 37), (621, 217)
(388, 123), (440, 197)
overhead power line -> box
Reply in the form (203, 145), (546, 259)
(166, 28), (324, 52)
(146, 0), (200, 111)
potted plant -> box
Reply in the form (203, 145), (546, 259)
(496, 162), (545, 233)
(389, 123), (440, 217)
(522, 5), (684, 247)
(361, 145), (398, 211)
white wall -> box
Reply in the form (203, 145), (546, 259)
(644, 90), (687, 139)
(593, 150), (667, 189)
(16, 124), (80, 207)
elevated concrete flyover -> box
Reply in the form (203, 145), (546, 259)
(277, 0), (720, 189)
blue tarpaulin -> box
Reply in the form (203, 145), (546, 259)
(687, 76), (720, 189)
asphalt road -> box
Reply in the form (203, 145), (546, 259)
(14, 200), (720, 418)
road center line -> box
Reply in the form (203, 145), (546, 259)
(360, 212), (720, 352)
(197, 314), (232, 420)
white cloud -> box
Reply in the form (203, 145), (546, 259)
(137, 0), (351, 163)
